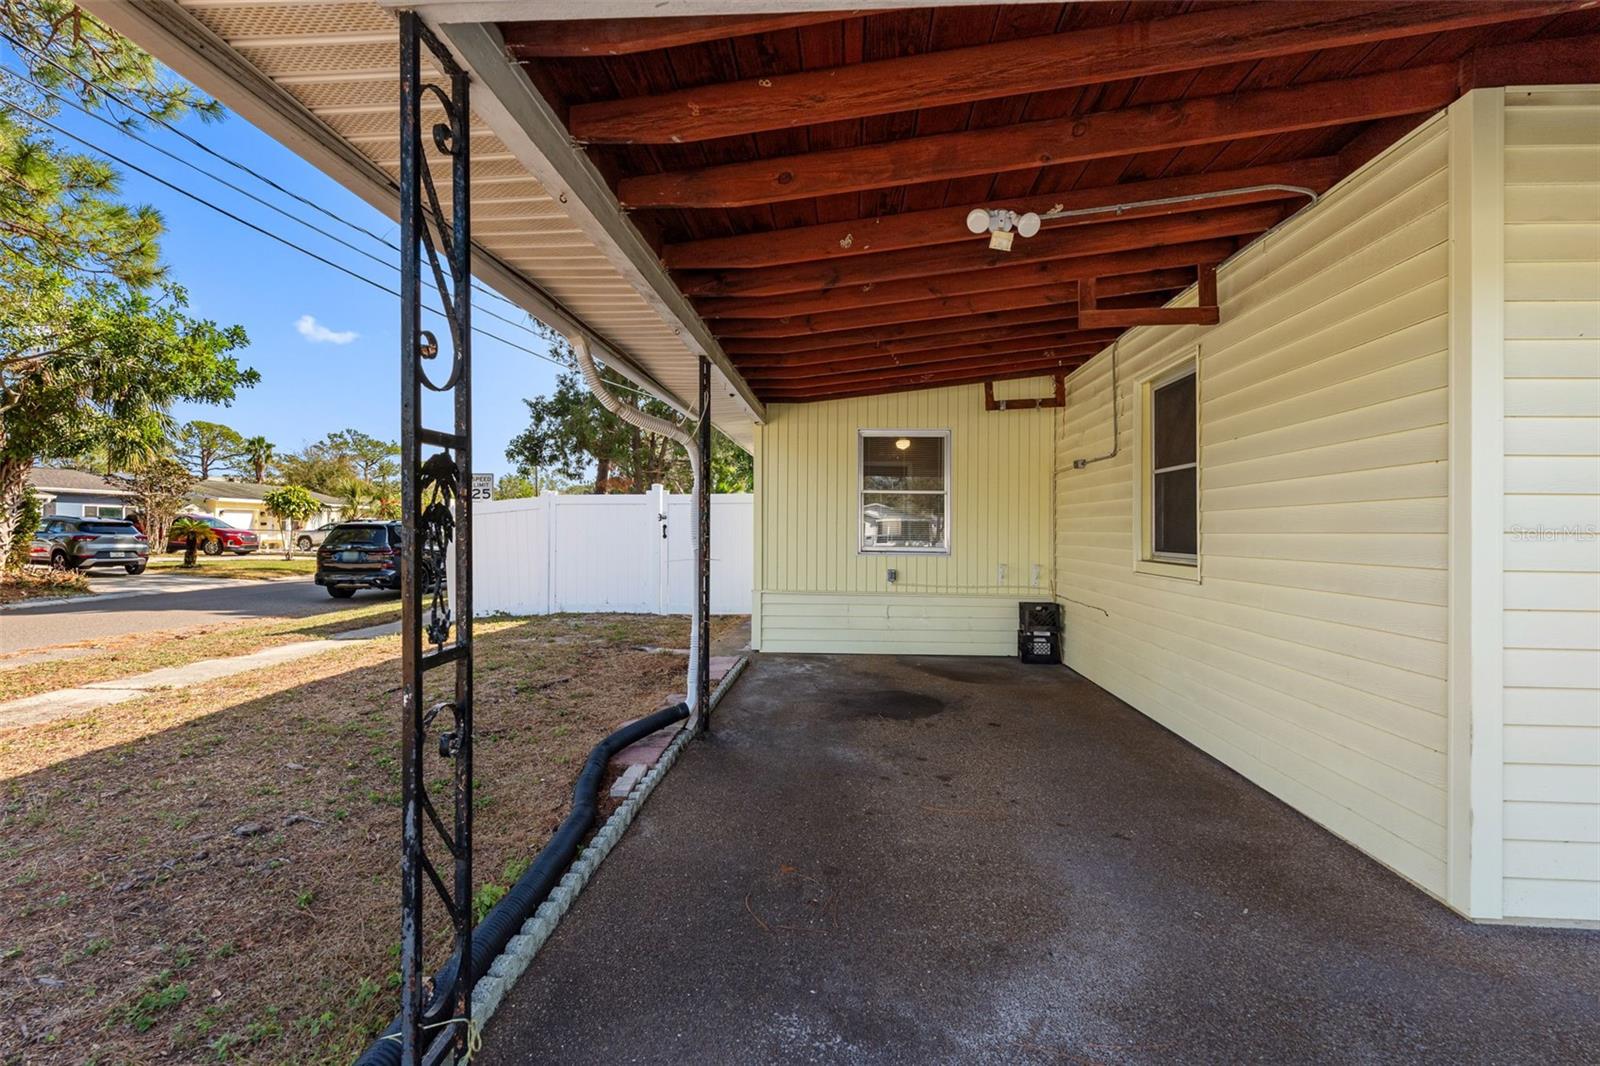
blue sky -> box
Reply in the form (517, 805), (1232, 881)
(20, 60), (567, 481)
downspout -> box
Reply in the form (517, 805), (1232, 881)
(572, 334), (710, 724)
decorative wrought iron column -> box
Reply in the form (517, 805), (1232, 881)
(398, 13), (473, 1064)
(695, 356), (712, 730)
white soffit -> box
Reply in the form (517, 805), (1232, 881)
(85, 0), (762, 446)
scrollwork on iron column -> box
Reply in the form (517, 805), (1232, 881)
(397, 12), (474, 1065)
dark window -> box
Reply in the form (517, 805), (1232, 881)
(325, 525), (391, 549)
(79, 521), (137, 535)
(1151, 371), (1197, 559)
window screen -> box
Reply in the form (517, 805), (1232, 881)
(1150, 371), (1197, 559)
(860, 433), (948, 552)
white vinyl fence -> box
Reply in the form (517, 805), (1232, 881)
(471, 487), (752, 616)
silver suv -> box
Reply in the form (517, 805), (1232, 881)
(35, 515), (150, 574)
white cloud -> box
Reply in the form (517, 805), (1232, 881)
(295, 314), (358, 345)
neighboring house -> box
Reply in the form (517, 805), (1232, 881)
(101, 1), (1598, 938)
(187, 479), (344, 539)
(27, 467), (136, 520)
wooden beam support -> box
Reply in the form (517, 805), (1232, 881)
(726, 307), (1126, 356)
(756, 357), (1096, 400)
(735, 333), (1117, 377)
(712, 287), (1186, 340)
(1460, 33), (1600, 92)
(664, 158), (1339, 270)
(571, 2), (1569, 144)
(745, 345), (1097, 388)
(501, 12), (873, 57)
(617, 64), (1459, 207)
(694, 242), (1231, 320)
(985, 376), (1066, 412)
(1079, 265), (1220, 328)
(679, 206), (1279, 299)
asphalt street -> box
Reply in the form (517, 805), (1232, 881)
(0, 577), (393, 656)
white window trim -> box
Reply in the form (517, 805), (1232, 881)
(1131, 351), (1202, 582)
(858, 428), (952, 555)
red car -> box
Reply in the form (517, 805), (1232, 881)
(166, 514), (260, 556)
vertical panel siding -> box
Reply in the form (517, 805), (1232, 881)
(1054, 116), (1452, 896)
(755, 380), (1055, 653)
(1500, 89), (1600, 922)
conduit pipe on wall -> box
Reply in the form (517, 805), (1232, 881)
(572, 334), (710, 720)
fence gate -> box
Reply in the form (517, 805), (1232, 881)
(398, 13), (473, 1064)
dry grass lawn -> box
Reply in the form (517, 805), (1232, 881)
(0, 613), (737, 1064)
(0, 601), (401, 704)
(0, 571), (91, 606)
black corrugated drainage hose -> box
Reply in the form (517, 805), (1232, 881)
(352, 701), (691, 1065)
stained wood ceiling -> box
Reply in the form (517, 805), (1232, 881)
(506, 2), (1600, 403)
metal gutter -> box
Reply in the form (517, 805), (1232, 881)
(81, 0), (694, 417)
(436, 20), (766, 425)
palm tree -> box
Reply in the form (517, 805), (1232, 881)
(241, 436), (275, 483)
(168, 515), (216, 568)
(341, 479), (370, 519)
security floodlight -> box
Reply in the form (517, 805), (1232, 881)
(1016, 212), (1041, 238)
(966, 208), (991, 235)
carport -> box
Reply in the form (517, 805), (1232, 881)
(480, 654), (1600, 1064)
(90, 3), (1600, 1063)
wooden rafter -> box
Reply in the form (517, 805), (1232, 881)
(725, 314), (1131, 363)
(616, 65), (1458, 208)
(693, 245), (1229, 321)
(740, 339), (1109, 383)
(712, 290), (1181, 340)
(501, 12), (873, 57)
(664, 158), (1341, 270)
(755, 358), (1097, 400)
(733, 328), (1121, 373)
(568, 2), (1570, 143)
(678, 205), (1278, 299)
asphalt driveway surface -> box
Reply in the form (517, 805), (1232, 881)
(0, 578), (388, 655)
(480, 653), (1599, 1066)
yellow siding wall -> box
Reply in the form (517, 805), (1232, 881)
(754, 380), (1055, 654)
(1500, 88), (1600, 922)
(1053, 115), (1453, 896)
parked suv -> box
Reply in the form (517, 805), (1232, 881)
(294, 521), (341, 552)
(165, 514), (260, 556)
(315, 521), (438, 599)
(35, 515), (150, 573)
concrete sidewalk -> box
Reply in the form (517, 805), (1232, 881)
(0, 621), (398, 730)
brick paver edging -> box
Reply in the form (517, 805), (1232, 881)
(468, 655), (751, 1030)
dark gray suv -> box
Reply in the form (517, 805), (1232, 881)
(36, 516), (150, 574)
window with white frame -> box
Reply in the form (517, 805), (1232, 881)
(859, 430), (949, 553)
(83, 504), (126, 520)
(1145, 366), (1197, 563)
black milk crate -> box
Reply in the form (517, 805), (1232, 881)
(1018, 627), (1061, 665)
(1019, 601), (1062, 631)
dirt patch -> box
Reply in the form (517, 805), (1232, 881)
(0, 613), (742, 1064)
(0, 570), (90, 606)
(0, 601), (402, 703)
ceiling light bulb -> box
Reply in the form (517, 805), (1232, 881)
(894, 437), (911, 451)
(1016, 212), (1041, 238)
(965, 208), (991, 235)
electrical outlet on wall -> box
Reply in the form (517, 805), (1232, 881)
(886, 568), (897, 584)
(1032, 563), (1042, 587)
(997, 563), (1008, 584)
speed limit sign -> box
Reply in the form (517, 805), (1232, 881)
(470, 473), (494, 501)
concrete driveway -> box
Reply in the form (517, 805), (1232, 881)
(481, 654), (1599, 1065)
(0, 578), (390, 655)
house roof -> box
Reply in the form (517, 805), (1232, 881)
(27, 467), (129, 497)
(191, 479), (344, 507)
(90, 2), (1600, 409)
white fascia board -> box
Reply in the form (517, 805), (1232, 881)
(395, 1), (986, 19)
(435, 20), (765, 425)
(81, 0), (691, 416)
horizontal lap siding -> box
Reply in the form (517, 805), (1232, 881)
(754, 381), (1054, 654)
(1501, 89), (1600, 923)
(1054, 117), (1451, 896)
